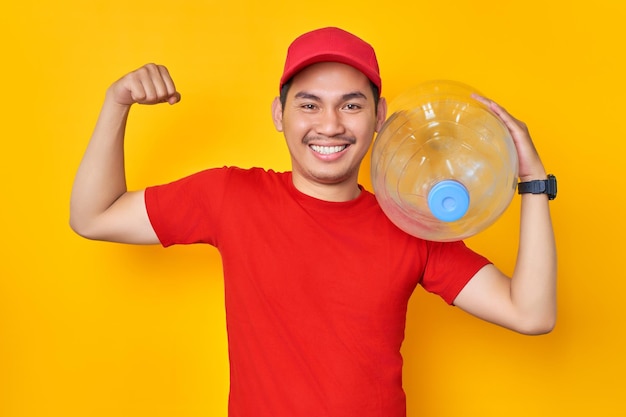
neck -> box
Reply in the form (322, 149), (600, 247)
(292, 175), (362, 202)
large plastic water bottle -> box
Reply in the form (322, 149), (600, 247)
(371, 80), (519, 242)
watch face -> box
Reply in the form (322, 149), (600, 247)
(547, 174), (557, 200)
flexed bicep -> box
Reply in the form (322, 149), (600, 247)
(70, 64), (179, 244)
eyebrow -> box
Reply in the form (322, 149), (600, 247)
(294, 91), (368, 101)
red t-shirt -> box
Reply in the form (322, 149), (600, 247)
(145, 167), (490, 417)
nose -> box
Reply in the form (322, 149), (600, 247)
(315, 109), (346, 137)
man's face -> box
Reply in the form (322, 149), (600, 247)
(272, 62), (387, 200)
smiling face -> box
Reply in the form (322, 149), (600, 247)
(272, 62), (387, 201)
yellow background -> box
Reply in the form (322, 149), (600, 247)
(1, 0), (624, 416)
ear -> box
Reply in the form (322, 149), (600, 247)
(271, 97), (284, 132)
(375, 97), (388, 132)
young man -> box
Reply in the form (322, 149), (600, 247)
(70, 27), (556, 417)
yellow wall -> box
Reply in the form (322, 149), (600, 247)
(2, 1), (624, 416)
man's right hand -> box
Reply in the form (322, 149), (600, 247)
(108, 63), (181, 107)
(70, 63), (181, 244)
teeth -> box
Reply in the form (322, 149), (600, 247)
(310, 145), (347, 155)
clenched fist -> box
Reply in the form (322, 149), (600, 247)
(107, 63), (181, 106)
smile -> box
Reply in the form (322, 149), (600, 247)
(310, 144), (348, 155)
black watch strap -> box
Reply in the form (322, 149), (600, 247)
(517, 174), (557, 200)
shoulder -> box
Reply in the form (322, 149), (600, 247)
(226, 167), (288, 180)
(219, 167), (291, 191)
(161, 166), (289, 187)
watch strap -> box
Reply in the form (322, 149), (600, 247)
(517, 174), (557, 200)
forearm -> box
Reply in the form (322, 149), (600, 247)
(69, 64), (180, 243)
(452, 97), (558, 334)
(510, 189), (557, 332)
(69, 95), (132, 236)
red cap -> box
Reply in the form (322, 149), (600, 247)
(279, 27), (381, 95)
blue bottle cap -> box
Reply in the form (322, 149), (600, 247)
(427, 180), (470, 222)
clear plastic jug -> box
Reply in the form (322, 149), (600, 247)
(371, 80), (519, 242)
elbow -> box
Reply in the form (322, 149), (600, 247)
(69, 201), (108, 241)
(514, 314), (557, 336)
(69, 214), (100, 241)
(69, 202), (89, 239)
(69, 218), (90, 239)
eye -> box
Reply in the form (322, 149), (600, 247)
(344, 103), (362, 111)
(300, 103), (318, 111)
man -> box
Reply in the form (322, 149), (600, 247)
(70, 27), (556, 417)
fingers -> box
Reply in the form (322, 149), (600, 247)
(471, 93), (545, 179)
(471, 93), (530, 139)
(133, 63), (181, 104)
(472, 93), (525, 133)
(113, 63), (181, 106)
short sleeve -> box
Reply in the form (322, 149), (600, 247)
(144, 167), (230, 247)
(420, 240), (491, 304)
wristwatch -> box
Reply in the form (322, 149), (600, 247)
(517, 174), (557, 200)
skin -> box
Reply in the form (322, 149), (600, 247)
(272, 62), (387, 202)
(70, 61), (556, 335)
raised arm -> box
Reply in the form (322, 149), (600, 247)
(69, 64), (181, 244)
(453, 97), (557, 335)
